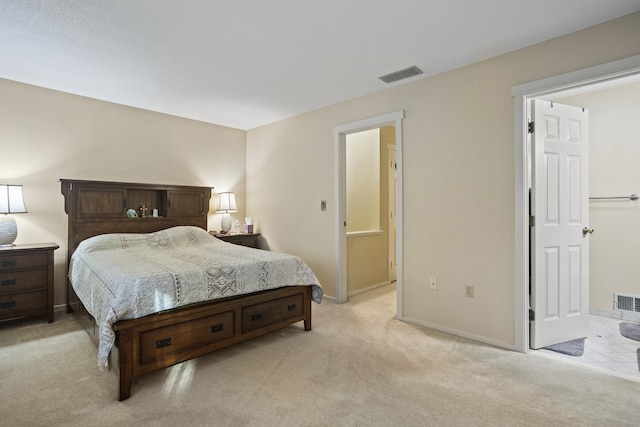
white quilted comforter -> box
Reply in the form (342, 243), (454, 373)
(68, 226), (323, 366)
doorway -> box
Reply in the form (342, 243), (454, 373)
(513, 54), (640, 354)
(333, 111), (404, 316)
(344, 127), (396, 297)
(531, 81), (640, 378)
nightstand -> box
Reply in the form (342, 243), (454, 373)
(211, 233), (261, 249)
(0, 243), (59, 323)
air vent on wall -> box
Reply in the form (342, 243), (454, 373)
(615, 293), (640, 313)
(378, 66), (423, 84)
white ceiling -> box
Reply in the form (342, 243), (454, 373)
(1, 1), (639, 130)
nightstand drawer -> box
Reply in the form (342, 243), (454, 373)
(0, 270), (48, 293)
(0, 243), (58, 324)
(0, 253), (48, 272)
(0, 290), (47, 317)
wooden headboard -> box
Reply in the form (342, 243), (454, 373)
(60, 179), (212, 256)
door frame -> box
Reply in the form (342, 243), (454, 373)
(333, 111), (404, 314)
(387, 143), (397, 282)
(512, 54), (640, 353)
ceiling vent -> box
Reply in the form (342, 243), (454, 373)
(378, 66), (423, 84)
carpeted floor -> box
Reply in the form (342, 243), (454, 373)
(2, 284), (640, 426)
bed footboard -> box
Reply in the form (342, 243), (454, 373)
(113, 285), (312, 400)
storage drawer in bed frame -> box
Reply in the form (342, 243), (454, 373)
(139, 310), (235, 365)
(241, 293), (303, 333)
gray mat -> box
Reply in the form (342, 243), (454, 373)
(543, 337), (585, 356)
(619, 322), (640, 342)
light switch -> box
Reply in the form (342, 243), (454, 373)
(321, 200), (327, 211)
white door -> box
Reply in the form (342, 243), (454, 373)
(530, 99), (590, 349)
(388, 145), (397, 282)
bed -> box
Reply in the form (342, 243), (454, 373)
(61, 179), (322, 400)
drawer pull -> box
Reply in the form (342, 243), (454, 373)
(210, 323), (224, 333)
(155, 337), (172, 349)
(287, 304), (296, 311)
(1, 301), (16, 309)
(1, 259), (16, 267)
(251, 313), (262, 321)
(1, 279), (16, 286)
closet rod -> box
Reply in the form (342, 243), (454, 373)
(589, 194), (638, 201)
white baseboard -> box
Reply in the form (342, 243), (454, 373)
(321, 294), (335, 303)
(590, 307), (640, 322)
(347, 281), (391, 298)
(399, 315), (516, 352)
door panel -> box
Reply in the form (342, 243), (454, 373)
(531, 99), (590, 349)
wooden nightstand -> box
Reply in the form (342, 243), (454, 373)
(0, 243), (59, 323)
(211, 233), (261, 248)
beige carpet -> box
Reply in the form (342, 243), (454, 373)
(2, 284), (639, 426)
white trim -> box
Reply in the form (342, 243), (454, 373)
(511, 55), (640, 97)
(387, 143), (397, 284)
(394, 118), (404, 319)
(335, 131), (347, 304)
(333, 111), (404, 313)
(321, 294), (336, 303)
(347, 281), (392, 298)
(514, 94), (528, 353)
(513, 54), (640, 353)
(333, 111), (403, 134)
(400, 314), (516, 351)
(589, 306), (640, 322)
(347, 230), (383, 238)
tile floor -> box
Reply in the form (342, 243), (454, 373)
(536, 314), (640, 380)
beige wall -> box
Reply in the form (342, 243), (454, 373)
(246, 12), (640, 349)
(557, 82), (640, 312)
(346, 234), (387, 294)
(0, 79), (246, 307)
(346, 128), (380, 232)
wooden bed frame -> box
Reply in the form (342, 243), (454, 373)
(61, 179), (313, 400)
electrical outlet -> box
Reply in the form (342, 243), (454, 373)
(465, 285), (474, 298)
(430, 277), (437, 290)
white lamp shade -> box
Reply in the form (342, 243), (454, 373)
(0, 185), (27, 214)
(216, 192), (237, 213)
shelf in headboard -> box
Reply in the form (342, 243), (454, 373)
(60, 179), (212, 254)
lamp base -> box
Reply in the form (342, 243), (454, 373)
(220, 214), (232, 233)
(0, 216), (18, 246)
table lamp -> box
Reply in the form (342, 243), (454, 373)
(216, 192), (237, 234)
